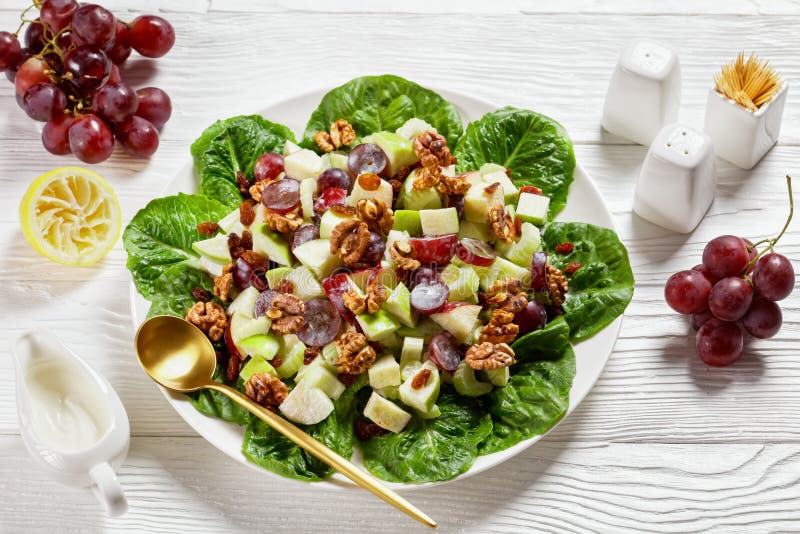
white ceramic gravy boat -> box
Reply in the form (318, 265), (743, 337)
(12, 330), (130, 516)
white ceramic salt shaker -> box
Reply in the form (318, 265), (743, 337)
(704, 84), (788, 169)
(12, 331), (130, 517)
(602, 39), (681, 146)
(633, 123), (716, 233)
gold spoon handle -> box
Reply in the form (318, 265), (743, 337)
(206, 382), (436, 528)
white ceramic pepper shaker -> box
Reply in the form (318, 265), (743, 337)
(602, 39), (681, 146)
(633, 123), (716, 233)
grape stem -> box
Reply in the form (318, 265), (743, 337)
(744, 175), (793, 273)
(14, 4), (38, 35)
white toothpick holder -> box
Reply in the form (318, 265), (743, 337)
(633, 123), (716, 233)
(703, 84), (788, 169)
(602, 39), (681, 146)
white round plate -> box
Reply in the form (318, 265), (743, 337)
(131, 87), (622, 491)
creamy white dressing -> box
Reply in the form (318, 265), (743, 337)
(25, 360), (111, 452)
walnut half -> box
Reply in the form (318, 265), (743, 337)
(334, 332), (376, 375)
(465, 342), (516, 370)
(245, 373), (288, 408)
(267, 293), (306, 334)
(185, 301), (227, 342)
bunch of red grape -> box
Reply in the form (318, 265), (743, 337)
(665, 176), (796, 367)
(0, 0), (174, 163)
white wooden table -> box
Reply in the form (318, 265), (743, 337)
(2, 1), (799, 532)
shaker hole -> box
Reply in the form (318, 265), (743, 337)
(683, 150), (689, 155)
(666, 143), (672, 147)
(681, 131), (687, 136)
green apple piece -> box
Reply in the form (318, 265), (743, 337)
(505, 204), (516, 221)
(238, 333), (280, 360)
(300, 178), (316, 221)
(284, 140), (302, 156)
(230, 312), (270, 344)
(400, 360), (423, 382)
(382, 282), (417, 328)
(279, 382), (333, 425)
(292, 238), (342, 278)
(226, 286), (260, 318)
(395, 117), (435, 140)
(286, 266), (325, 300)
(295, 351), (336, 382)
(266, 266), (293, 289)
(349, 265), (399, 293)
(464, 175), (505, 223)
(284, 148), (323, 180)
(439, 264), (480, 304)
(419, 207), (459, 236)
(374, 332), (403, 350)
(217, 207), (241, 233)
(368, 354), (401, 389)
(393, 210), (422, 236)
(399, 361), (441, 413)
(495, 222), (542, 267)
(430, 303), (482, 343)
(275, 336), (305, 378)
(375, 385), (400, 400)
(479, 163), (506, 175)
(192, 233), (231, 263)
(416, 404), (441, 419)
(321, 342), (339, 367)
(481, 168), (518, 204)
(516, 191), (551, 226)
(384, 230), (411, 264)
(321, 151), (348, 170)
(483, 367), (510, 387)
(400, 336), (424, 369)
(251, 223), (292, 266)
(476, 256), (532, 290)
(356, 309), (401, 342)
(363, 391), (411, 433)
(299, 364), (345, 400)
(362, 131), (418, 176)
(398, 170), (442, 210)
(320, 209), (353, 239)
(396, 316), (442, 341)
(457, 220), (493, 243)
(348, 175), (394, 208)
(198, 255), (227, 277)
(239, 355), (278, 382)
(453, 361), (493, 397)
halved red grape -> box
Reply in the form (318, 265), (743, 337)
(64, 46), (111, 90)
(253, 289), (279, 318)
(455, 237), (496, 267)
(115, 116), (159, 158)
(692, 309), (715, 331)
(0, 31), (21, 71)
(128, 15), (175, 58)
(135, 87), (172, 129)
(322, 273), (357, 325)
(696, 319), (743, 367)
(409, 235), (458, 265)
(93, 81), (138, 123)
(232, 257), (267, 291)
(360, 232), (386, 266)
(317, 168), (351, 194)
(348, 143), (387, 177)
(71, 4), (116, 50)
(254, 152), (284, 182)
(531, 251), (548, 291)
(752, 252), (794, 301)
(410, 281), (449, 314)
(68, 114), (114, 163)
(428, 332), (461, 372)
(14, 56), (50, 97)
(515, 300), (548, 335)
(42, 114), (76, 155)
(407, 266), (439, 288)
(708, 276), (753, 321)
(40, 0), (78, 33)
(664, 270), (712, 315)
(262, 178), (301, 214)
(313, 187), (346, 213)
(107, 21), (131, 64)
(741, 297), (782, 339)
(23, 82), (67, 122)
(291, 224), (320, 251)
(299, 298), (342, 347)
(702, 235), (749, 279)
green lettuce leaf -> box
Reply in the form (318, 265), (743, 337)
(511, 316), (570, 360)
(542, 222), (634, 340)
(147, 264), (215, 318)
(479, 345), (575, 455)
(241, 376), (367, 481)
(191, 115), (296, 208)
(360, 389), (492, 483)
(123, 193), (229, 300)
(301, 74), (463, 149)
(188, 366), (252, 426)
(454, 106), (576, 218)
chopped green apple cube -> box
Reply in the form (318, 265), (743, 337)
(192, 233), (231, 263)
(400, 337), (424, 369)
(275, 336), (305, 378)
(457, 220), (493, 243)
(476, 256), (532, 290)
(382, 282), (417, 328)
(464, 175), (505, 223)
(237, 333), (280, 360)
(416, 404), (441, 419)
(399, 361), (441, 413)
(320, 209), (353, 238)
(393, 210), (422, 236)
(374, 331), (403, 349)
(400, 360), (423, 382)
(516, 191), (550, 225)
(368, 354), (401, 389)
(363, 391), (411, 433)
(239, 355), (277, 382)
(420, 207), (459, 236)
(292, 238), (342, 278)
(284, 148), (323, 180)
(395, 118), (435, 140)
(348, 176), (393, 207)
(439, 264), (480, 304)
(295, 354), (335, 382)
(279, 382), (333, 425)
(321, 342), (339, 367)
(217, 207), (241, 233)
(251, 223), (292, 266)
(495, 222), (542, 267)
(398, 170), (442, 210)
(283, 140), (302, 156)
(299, 364), (345, 400)
(286, 266), (326, 300)
(226, 287), (260, 318)
(479, 163), (506, 175)
(300, 178), (316, 221)
(481, 168), (518, 204)
(356, 309), (401, 341)
(375, 385), (400, 400)
(453, 361), (493, 397)
(230, 312), (270, 344)
(362, 131), (418, 176)
(266, 266), (293, 289)
(321, 151), (348, 170)
(198, 255), (227, 277)
(430, 303), (482, 343)
(384, 229), (411, 264)
(483, 367), (510, 387)
(396, 316), (442, 341)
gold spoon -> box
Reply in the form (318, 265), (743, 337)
(135, 315), (436, 529)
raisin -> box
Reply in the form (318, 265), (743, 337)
(484, 182), (501, 194)
(227, 352), (242, 383)
(555, 242), (574, 255)
(192, 286), (212, 302)
(565, 261), (583, 275)
(240, 250), (268, 272)
(197, 221), (219, 236)
(354, 419), (390, 441)
(337, 373), (357, 386)
(520, 185), (543, 196)
(303, 347), (320, 365)
(271, 357), (283, 368)
(411, 369), (432, 390)
(239, 200), (256, 226)
(357, 173), (381, 191)
(236, 171), (251, 195)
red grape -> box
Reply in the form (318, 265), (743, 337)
(408, 235), (458, 265)
(410, 281), (449, 314)
(313, 187), (347, 213)
(92, 81), (138, 123)
(708, 276), (753, 321)
(696, 319), (743, 367)
(531, 251), (547, 291)
(262, 178), (301, 214)
(254, 153), (284, 182)
(5, 47), (33, 82)
(106, 63), (122, 84)
(691, 263), (718, 285)
(446, 194), (465, 220)
(317, 168), (351, 194)
(40, 0), (78, 33)
(428, 332), (461, 372)
(299, 298), (342, 347)
(322, 273), (356, 324)
(291, 224), (320, 251)
(15, 56), (50, 97)
(664, 270), (712, 315)
(0, 31), (21, 71)
(348, 143), (387, 177)
(22, 83), (67, 122)
(115, 116), (159, 158)
(64, 46), (111, 90)
(24, 20), (45, 54)
(360, 231), (386, 266)
(253, 289), (279, 318)
(54, 28), (83, 55)
(106, 21), (131, 64)
(68, 114), (114, 163)
(743, 238), (758, 265)
(752, 252), (795, 301)
(128, 16), (175, 59)
(135, 87), (171, 129)
(515, 300), (548, 335)
(702, 235), (749, 279)
(692, 309), (715, 331)
(232, 257), (267, 291)
(42, 114), (76, 155)
(455, 238), (496, 267)
(71, 4), (116, 50)
(742, 297), (782, 339)
(408, 266), (439, 288)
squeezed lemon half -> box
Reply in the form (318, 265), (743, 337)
(19, 167), (122, 266)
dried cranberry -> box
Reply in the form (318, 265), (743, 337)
(555, 242), (574, 255)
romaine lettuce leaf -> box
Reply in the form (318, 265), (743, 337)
(542, 222), (634, 340)
(147, 264), (215, 318)
(188, 366), (252, 427)
(511, 316), (570, 360)
(454, 106), (576, 218)
(191, 115), (296, 208)
(301, 74), (463, 149)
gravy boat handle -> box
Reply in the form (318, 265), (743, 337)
(90, 462), (127, 517)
